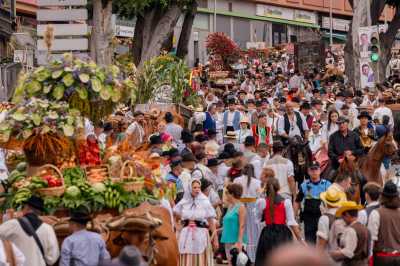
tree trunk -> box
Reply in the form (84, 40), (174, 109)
(91, 0), (113, 66)
(162, 31), (174, 53)
(176, 1), (198, 59)
(132, 15), (144, 66)
(137, 4), (182, 69)
(344, 0), (369, 88)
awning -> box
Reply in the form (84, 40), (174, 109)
(321, 31), (347, 42)
(198, 8), (320, 29)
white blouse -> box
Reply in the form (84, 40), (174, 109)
(233, 176), (261, 198)
(173, 196), (216, 254)
(321, 123), (338, 143)
(256, 198), (298, 226)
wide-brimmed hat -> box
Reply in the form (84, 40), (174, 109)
(357, 111), (372, 120)
(224, 131), (237, 139)
(336, 201), (363, 217)
(70, 209), (91, 225)
(320, 187), (347, 208)
(382, 180), (399, 198)
(240, 117), (250, 124)
(181, 152), (197, 162)
(194, 106), (204, 112)
(207, 158), (221, 167)
(393, 83), (400, 91)
(26, 195), (45, 212)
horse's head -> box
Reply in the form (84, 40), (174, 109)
(381, 132), (397, 157)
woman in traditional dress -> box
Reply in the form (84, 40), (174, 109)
(235, 117), (253, 145)
(255, 177), (303, 266)
(173, 179), (218, 266)
(233, 164), (261, 263)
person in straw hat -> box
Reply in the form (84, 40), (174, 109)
(329, 201), (368, 266)
(317, 186), (347, 250)
(235, 116), (252, 144)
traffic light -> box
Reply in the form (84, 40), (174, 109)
(370, 35), (380, 62)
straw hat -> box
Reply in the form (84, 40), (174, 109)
(393, 83), (400, 91)
(149, 108), (161, 118)
(335, 201), (363, 217)
(224, 131), (237, 139)
(320, 187), (347, 208)
(240, 117), (250, 125)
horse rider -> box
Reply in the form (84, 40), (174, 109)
(328, 116), (363, 171)
(353, 111), (378, 154)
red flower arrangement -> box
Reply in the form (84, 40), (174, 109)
(206, 32), (240, 66)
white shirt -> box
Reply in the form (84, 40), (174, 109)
(226, 111), (235, 127)
(373, 106), (394, 127)
(235, 128), (252, 144)
(233, 176), (261, 198)
(309, 131), (323, 153)
(0, 240), (25, 266)
(277, 112), (308, 138)
(216, 163), (229, 191)
(0, 219), (59, 266)
(263, 155), (294, 197)
(256, 198), (298, 226)
(317, 207), (338, 241)
(250, 154), (269, 180)
(358, 201), (379, 225)
(126, 121), (145, 143)
(321, 123), (338, 143)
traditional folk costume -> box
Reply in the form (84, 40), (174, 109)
(255, 195), (297, 266)
(173, 180), (216, 266)
(233, 175), (261, 263)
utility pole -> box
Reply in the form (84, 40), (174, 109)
(329, 0), (333, 46)
(214, 0), (217, 32)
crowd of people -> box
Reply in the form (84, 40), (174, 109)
(0, 51), (399, 266)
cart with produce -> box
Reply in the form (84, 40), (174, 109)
(0, 54), (179, 264)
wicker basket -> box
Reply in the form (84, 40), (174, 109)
(36, 164), (65, 197)
(86, 165), (110, 184)
(120, 161), (144, 192)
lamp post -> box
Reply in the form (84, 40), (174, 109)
(214, 0), (217, 32)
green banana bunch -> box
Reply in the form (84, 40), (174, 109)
(12, 188), (31, 207)
(104, 186), (121, 208)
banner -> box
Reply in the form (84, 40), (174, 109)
(360, 59), (375, 89)
(358, 26), (379, 88)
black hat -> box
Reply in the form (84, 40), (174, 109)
(382, 180), (399, 198)
(228, 98), (236, 105)
(26, 195), (44, 212)
(223, 143), (237, 156)
(170, 159), (182, 168)
(255, 100), (262, 107)
(181, 129), (193, 143)
(218, 151), (231, 160)
(109, 245), (146, 266)
(181, 152), (197, 162)
(244, 136), (255, 147)
(150, 134), (163, 145)
(207, 128), (217, 136)
(308, 161), (321, 170)
(337, 116), (349, 124)
(207, 158), (220, 167)
(357, 111), (372, 120)
(70, 209), (91, 225)
(312, 89), (320, 94)
(300, 102), (311, 110)
(195, 134), (209, 143)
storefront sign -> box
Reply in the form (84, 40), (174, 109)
(256, 4), (316, 24)
(246, 42), (266, 49)
(322, 17), (350, 32)
(115, 25), (134, 38)
(38, 0), (87, 6)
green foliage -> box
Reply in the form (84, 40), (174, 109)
(113, 0), (195, 18)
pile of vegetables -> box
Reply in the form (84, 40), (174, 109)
(0, 98), (83, 143)
(13, 53), (133, 123)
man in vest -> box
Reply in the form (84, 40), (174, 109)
(277, 101), (309, 144)
(357, 182), (381, 226)
(368, 181), (400, 266)
(330, 201), (369, 266)
(203, 103), (217, 133)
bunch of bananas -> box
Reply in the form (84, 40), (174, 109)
(12, 188), (31, 208)
(104, 186), (121, 208)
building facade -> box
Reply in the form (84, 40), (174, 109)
(182, 0), (393, 66)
